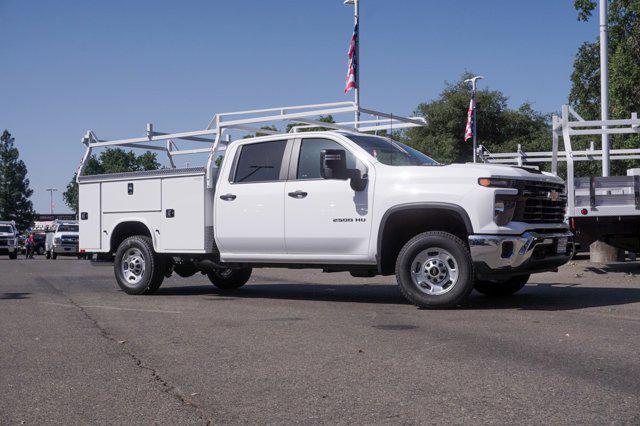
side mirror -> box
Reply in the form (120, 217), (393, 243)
(320, 149), (349, 180)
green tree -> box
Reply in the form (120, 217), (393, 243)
(569, 0), (640, 176)
(285, 115), (336, 133)
(0, 130), (35, 230)
(403, 73), (551, 165)
(63, 148), (160, 212)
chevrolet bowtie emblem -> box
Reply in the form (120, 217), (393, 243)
(548, 190), (559, 202)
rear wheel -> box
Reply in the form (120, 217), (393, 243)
(395, 231), (474, 309)
(207, 267), (252, 290)
(474, 275), (530, 297)
(114, 236), (166, 295)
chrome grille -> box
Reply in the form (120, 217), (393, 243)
(514, 181), (567, 224)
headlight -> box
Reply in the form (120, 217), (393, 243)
(478, 177), (516, 188)
(494, 195), (518, 226)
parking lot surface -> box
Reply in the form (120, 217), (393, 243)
(1, 257), (639, 424)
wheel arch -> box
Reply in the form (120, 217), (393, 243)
(376, 203), (474, 275)
(110, 220), (154, 253)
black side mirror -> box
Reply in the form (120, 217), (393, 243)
(320, 149), (349, 180)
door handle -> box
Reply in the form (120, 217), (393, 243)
(288, 190), (308, 199)
(220, 194), (237, 201)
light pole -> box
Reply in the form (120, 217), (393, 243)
(600, 0), (610, 177)
(344, 0), (360, 125)
(464, 75), (484, 163)
(46, 188), (58, 215)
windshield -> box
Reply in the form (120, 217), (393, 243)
(346, 134), (438, 166)
(0, 225), (14, 233)
(58, 225), (79, 232)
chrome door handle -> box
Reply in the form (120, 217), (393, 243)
(220, 194), (237, 201)
(288, 190), (308, 199)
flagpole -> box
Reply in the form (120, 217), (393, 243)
(345, 0), (360, 126)
(464, 75), (484, 163)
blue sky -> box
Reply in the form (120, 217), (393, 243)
(0, 0), (597, 213)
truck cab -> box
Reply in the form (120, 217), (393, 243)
(46, 220), (80, 259)
(0, 221), (18, 259)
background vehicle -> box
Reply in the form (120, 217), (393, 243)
(78, 102), (573, 308)
(0, 221), (19, 259)
(46, 221), (80, 259)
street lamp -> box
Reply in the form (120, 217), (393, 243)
(464, 75), (484, 163)
(46, 188), (58, 215)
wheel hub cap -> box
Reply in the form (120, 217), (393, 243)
(410, 247), (459, 296)
(122, 248), (146, 286)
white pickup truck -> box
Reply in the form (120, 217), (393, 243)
(46, 220), (80, 259)
(0, 221), (18, 259)
(78, 102), (573, 308)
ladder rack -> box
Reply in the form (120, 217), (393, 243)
(78, 101), (426, 188)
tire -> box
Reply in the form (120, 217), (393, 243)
(474, 275), (530, 297)
(114, 235), (166, 295)
(207, 267), (252, 290)
(37, 246), (45, 256)
(9, 252), (17, 260)
(51, 252), (57, 260)
(45, 251), (51, 259)
(395, 231), (474, 309)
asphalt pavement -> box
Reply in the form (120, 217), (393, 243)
(1, 256), (639, 424)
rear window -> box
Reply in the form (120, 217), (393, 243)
(233, 140), (287, 183)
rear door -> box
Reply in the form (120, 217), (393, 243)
(215, 139), (291, 258)
(284, 137), (373, 257)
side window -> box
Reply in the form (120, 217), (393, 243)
(297, 138), (356, 180)
(233, 140), (287, 183)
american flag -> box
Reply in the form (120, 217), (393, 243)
(464, 95), (475, 141)
(344, 22), (358, 93)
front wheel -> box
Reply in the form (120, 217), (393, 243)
(207, 267), (252, 290)
(51, 252), (57, 260)
(474, 275), (530, 297)
(114, 236), (166, 295)
(9, 252), (17, 260)
(395, 231), (474, 309)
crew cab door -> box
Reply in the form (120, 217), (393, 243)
(284, 137), (372, 258)
(215, 139), (291, 258)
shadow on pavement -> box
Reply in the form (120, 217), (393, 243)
(0, 292), (31, 300)
(156, 281), (640, 310)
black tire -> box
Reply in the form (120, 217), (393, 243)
(51, 252), (57, 260)
(37, 246), (45, 256)
(474, 275), (530, 297)
(207, 267), (252, 290)
(395, 231), (474, 309)
(45, 251), (51, 259)
(9, 252), (17, 260)
(114, 235), (166, 295)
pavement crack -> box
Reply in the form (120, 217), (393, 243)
(34, 276), (214, 425)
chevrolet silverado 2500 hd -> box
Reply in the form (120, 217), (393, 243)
(77, 102), (573, 308)
(0, 221), (18, 259)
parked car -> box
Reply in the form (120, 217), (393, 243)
(0, 221), (19, 259)
(46, 221), (80, 259)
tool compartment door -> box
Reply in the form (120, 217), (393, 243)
(79, 183), (102, 251)
(160, 175), (206, 252)
(102, 179), (161, 213)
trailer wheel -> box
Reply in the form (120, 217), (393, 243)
(395, 231), (474, 309)
(114, 235), (166, 295)
(474, 275), (530, 297)
(207, 267), (252, 290)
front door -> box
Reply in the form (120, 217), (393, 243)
(284, 137), (372, 258)
(215, 139), (290, 258)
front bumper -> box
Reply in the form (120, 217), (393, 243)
(53, 244), (78, 254)
(0, 246), (16, 254)
(469, 230), (574, 280)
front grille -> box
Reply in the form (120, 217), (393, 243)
(0, 238), (8, 245)
(61, 236), (78, 243)
(513, 181), (567, 224)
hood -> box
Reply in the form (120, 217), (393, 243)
(443, 163), (564, 184)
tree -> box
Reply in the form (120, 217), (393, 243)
(403, 73), (551, 165)
(63, 148), (160, 212)
(0, 130), (35, 230)
(569, 0), (640, 175)
(285, 115), (336, 133)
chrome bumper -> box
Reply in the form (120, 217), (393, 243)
(469, 231), (574, 278)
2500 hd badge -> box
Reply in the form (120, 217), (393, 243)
(332, 218), (367, 223)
